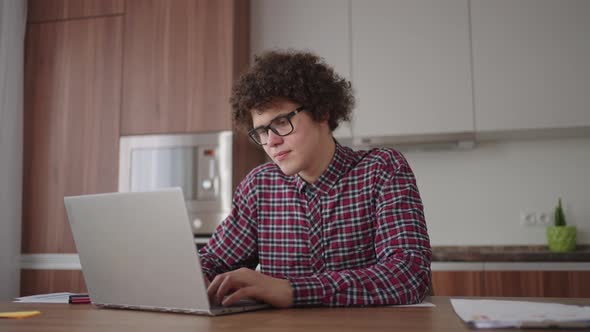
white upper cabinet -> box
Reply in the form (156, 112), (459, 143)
(471, 0), (590, 132)
(351, 0), (474, 140)
(250, 0), (352, 139)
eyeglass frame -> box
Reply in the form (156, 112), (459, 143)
(247, 106), (306, 146)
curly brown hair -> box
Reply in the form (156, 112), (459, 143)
(230, 49), (355, 132)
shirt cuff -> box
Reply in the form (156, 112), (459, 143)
(287, 275), (330, 306)
(200, 266), (215, 282)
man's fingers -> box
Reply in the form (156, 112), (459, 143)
(207, 274), (225, 304)
(204, 276), (210, 288)
(216, 274), (237, 302)
(221, 287), (256, 307)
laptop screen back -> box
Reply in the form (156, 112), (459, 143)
(64, 188), (210, 311)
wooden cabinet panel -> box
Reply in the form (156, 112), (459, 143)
(21, 270), (87, 296)
(484, 271), (546, 297)
(23, 16), (123, 253)
(431, 271), (485, 296)
(121, 0), (242, 135)
(568, 271), (590, 298)
(484, 271), (590, 298)
(27, 0), (124, 23)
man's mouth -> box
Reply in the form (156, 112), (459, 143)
(274, 150), (290, 161)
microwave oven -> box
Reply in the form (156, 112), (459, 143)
(118, 131), (232, 235)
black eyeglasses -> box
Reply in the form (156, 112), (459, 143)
(248, 106), (305, 146)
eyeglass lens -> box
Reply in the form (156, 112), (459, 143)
(251, 116), (294, 145)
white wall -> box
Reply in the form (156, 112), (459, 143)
(0, 0), (26, 300)
(251, 0), (590, 248)
(404, 137), (590, 246)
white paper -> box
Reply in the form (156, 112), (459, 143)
(451, 299), (590, 329)
(393, 301), (435, 308)
(387, 297), (436, 307)
(14, 292), (78, 303)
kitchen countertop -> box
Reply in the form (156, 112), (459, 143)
(431, 245), (590, 262)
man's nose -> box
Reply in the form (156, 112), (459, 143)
(266, 129), (283, 146)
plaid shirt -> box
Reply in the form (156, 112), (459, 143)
(199, 142), (431, 306)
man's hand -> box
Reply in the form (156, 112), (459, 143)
(204, 275), (210, 288)
(207, 268), (293, 308)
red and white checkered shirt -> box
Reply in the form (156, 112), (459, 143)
(199, 142), (431, 306)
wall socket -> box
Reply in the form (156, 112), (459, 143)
(520, 211), (553, 226)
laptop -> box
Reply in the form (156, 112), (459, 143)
(64, 187), (269, 316)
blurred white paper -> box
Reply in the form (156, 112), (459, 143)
(451, 299), (590, 329)
(14, 292), (76, 303)
(388, 297), (435, 307)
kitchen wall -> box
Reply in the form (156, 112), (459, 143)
(403, 137), (590, 246)
(251, 0), (590, 247)
(0, 0), (26, 301)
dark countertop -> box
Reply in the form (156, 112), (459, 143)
(431, 245), (590, 262)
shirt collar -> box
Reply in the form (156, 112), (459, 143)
(295, 140), (353, 195)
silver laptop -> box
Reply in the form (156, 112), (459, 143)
(64, 188), (269, 316)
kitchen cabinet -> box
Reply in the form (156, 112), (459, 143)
(252, 0), (590, 144)
(21, 0), (265, 297)
(20, 270), (87, 297)
(23, 16), (123, 254)
(433, 268), (590, 297)
(121, 0), (265, 189)
(22, 15), (123, 295)
(432, 271), (485, 296)
(121, 0), (244, 135)
(251, 0), (474, 142)
(27, 0), (124, 23)
(250, 0), (352, 139)
(471, 0), (590, 133)
(351, 0), (473, 141)
(484, 271), (590, 298)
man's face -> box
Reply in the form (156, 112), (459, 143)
(250, 99), (326, 177)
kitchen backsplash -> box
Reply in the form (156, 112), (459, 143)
(402, 136), (590, 246)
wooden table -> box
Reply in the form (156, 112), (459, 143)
(1, 296), (589, 331)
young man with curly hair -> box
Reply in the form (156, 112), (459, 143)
(200, 50), (431, 308)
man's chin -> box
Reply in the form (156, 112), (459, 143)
(277, 164), (298, 176)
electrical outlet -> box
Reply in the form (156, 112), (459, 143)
(520, 211), (537, 226)
(538, 212), (552, 226)
(520, 211), (552, 226)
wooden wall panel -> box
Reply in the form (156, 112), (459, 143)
(567, 271), (590, 298)
(21, 270), (87, 296)
(232, 0), (250, 79)
(541, 271), (573, 298)
(483, 271), (590, 297)
(121, 0), (237, 135)
(485, 271), (547, 297)
(27, 0), (124, 23)
(23, 16), (123, 253)
(230, 0), (267, 189)
(431, 271), (485, 297)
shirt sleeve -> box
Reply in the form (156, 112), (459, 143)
(286, 155), (432, 306)
(198, 179), (259, 281)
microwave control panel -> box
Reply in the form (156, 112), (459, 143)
(196, 146), (219, 200)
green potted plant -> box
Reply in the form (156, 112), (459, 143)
(546, 198), (576, 252)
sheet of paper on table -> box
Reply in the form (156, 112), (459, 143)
(451, 298), (590, 329)
(14, 292), (78, 304)
(387, 297), (436, 308)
